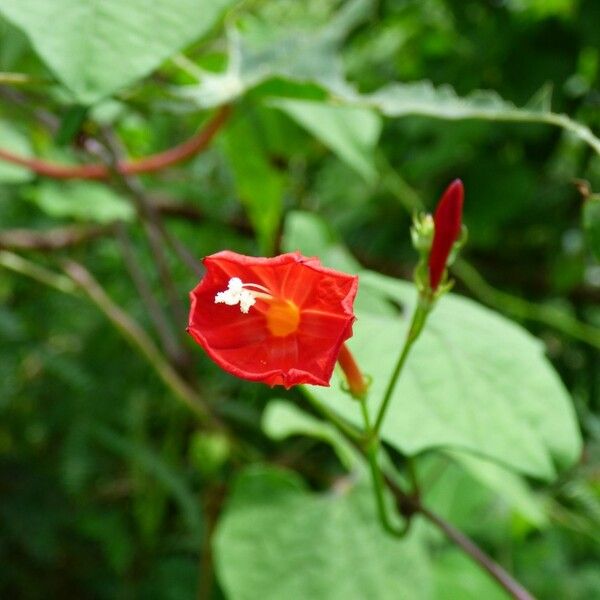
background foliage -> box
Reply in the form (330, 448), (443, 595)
(0, 0), (599, 598)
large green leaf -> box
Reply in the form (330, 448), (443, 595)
(282, 211), (581, 481)
(214, 466), (431, 600)
(310, 272), (581, 480)
(0, 0), (234, 104)
(177, 0), (367, 109)
(174, 2), (600, 156)
(448, 451), (547, 528)
(433, 550), (510, 600)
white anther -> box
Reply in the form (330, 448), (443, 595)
(214, 277), (260, 313)
(239, 290), (256, 313)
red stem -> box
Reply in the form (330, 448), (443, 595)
(0, 105), (231, 180)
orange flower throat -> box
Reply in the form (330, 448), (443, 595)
(266, 299), (300, 337)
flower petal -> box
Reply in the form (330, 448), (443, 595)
(188, 251), (358, 388)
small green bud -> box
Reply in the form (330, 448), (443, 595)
(411, 213), (435, 254)
(188, 431), (230, 478)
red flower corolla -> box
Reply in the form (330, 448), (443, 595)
(187, 251), (358, 388)
(428, 179), (464, 290)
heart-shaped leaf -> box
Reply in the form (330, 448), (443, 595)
(214, 466), (431, 600)
(282, 211), (582, 481)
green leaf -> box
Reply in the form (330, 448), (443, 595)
(214, 466), (431, 600)
(0, 0), (234, 104)
(263, 399), (363, 471)
(315, 272), (580, 480)
(448, 451), (548, 528)
(433, 550), (510, 600)
(269, 99), (381, 183)
(355, 80), (542, 120)
(176, 0), (369, 109)
(173, 2), (600, 157)
(29, 180), (134, 223)
(281, 212), (581, 480)
(583, 197), (600, 261)
(0, 120), (34, 183)
(221, 113), (284, 254)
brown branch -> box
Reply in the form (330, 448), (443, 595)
(420, 504), (536, 600)
(115, 223), (187, 370)
(385, 476), (536, 600)
(96, 128), (193, 328)
(0, 224), (111, 250)
(0, 105), (231, 180)
(0, 197), (250, 252)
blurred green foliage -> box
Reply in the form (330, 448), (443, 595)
(0, 0), (599, 598)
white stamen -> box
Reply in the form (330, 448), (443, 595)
(239, 290), (256, 313)
(215, 277), (272, 313)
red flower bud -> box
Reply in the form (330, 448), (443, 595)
(337, 343), (368, 398)
(187, 251), (358, 388)
(428, 179), (464, 290)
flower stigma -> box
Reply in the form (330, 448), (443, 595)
(214, 277), (301, 336)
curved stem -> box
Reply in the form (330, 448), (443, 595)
(0, 105), (230, 180)
(453, 259), (600, 350)
(359, 398), (409, 537)
(367, 445), (410, 537)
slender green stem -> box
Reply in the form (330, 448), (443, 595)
(373, 301), (430, 436)
(0, 250), (77, 294)
(303, 393), (363, 442)
(377, 152), (424, 212)
(367, 445), (409, 537)
(0, 72), (46, 85)
(453, 259), (600, 350)
(359, 397), (372, 431)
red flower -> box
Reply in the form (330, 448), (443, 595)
(187, 251), (358, 388)
(429, 179), (464, 290)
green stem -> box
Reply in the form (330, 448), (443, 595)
(377, 152), (424, 212)
(373, 300), (430, 436)
(359, 398), (409, 538)
(304, 393), (363, 442)
(453, 259), (600, 350)
(0, 250), (77, 294)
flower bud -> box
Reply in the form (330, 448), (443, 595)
(411, 213), (435, 254)
(428, 179), (464, 291)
